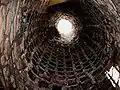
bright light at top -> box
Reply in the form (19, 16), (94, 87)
(57, 19), (73, 35)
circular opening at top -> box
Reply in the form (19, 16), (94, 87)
(55, 18), (76, 43)
(50, 12), (80, 44)
(57, 19), (73, 35)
